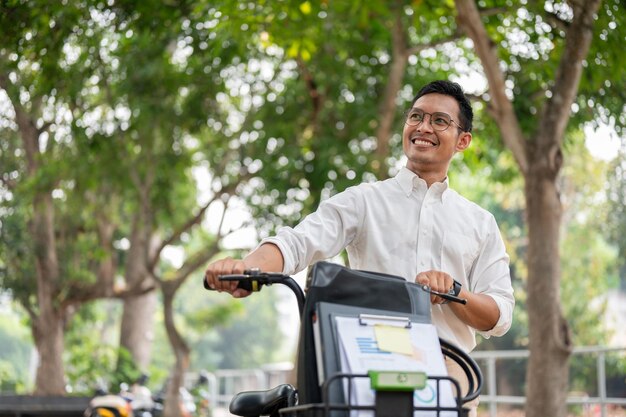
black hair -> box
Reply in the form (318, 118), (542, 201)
(411, 80), (473, 132)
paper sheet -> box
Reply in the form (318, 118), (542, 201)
(335, 316), (458, 417)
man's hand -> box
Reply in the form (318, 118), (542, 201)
(416, 270), (501, 331)
(204, 243), (285, 299)
(204, 257), (252, 299)
(415, 270), (455, 305)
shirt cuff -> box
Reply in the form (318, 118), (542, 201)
(478, 293), (513, 339)
(258, 236), (293, 275)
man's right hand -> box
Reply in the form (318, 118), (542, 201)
(204, 257), (252, 298)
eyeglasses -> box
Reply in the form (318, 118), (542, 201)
(404, 108), (465, 132)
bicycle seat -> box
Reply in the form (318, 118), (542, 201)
(229, 384), (297, 417)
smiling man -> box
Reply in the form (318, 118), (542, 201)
(204, 80), (514, 415)
(403, 93), (472, 185)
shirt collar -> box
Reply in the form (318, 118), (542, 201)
(395, 167), (449, 200)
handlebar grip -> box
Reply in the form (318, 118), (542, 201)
(203, 275), (262, 292)
(228, 279), (260, 292)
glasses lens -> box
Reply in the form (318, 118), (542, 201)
(431, 112), (452, 131)
(405, 109), (452, 131)
(405, 109), (424, 125)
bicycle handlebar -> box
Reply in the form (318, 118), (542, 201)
(204, 269), (306, 315)
(204, 269), (467, 317)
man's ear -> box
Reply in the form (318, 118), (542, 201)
(455, 131), (472, 152)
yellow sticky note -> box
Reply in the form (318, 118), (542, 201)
(374, 325), (413, 356)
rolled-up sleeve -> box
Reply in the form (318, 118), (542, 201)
(482, 293), (514, 337)
(473, 216), (515, 339)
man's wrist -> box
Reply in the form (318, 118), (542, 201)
(450, 279), (462, 297)
(442, 279), (462, 304)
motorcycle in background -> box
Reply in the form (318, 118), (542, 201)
(84, 392), (133, 417)
(85, 373), (206, 417)
(124, 375), (162, 417)
(84, 374), (162, 417)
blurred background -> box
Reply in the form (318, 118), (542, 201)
(0, 1), (625, 416)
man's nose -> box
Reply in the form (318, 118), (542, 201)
(417, 114), (435, 132)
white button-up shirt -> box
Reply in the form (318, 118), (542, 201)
(261, 167), (514, 352)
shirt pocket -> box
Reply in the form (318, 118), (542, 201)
(441, 231), (480, 281)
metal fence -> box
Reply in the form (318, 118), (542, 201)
(472, 345), (626, 417)
(204, 346), (626, 416)
(202, 362), (294, 410)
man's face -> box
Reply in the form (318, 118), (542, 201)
(402, 93), (471, 178)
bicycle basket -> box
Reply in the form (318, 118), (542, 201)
(296, 262), (431, 406)
(281, 372), (464, 417)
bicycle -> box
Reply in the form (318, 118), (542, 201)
(204, 261), (482, 417)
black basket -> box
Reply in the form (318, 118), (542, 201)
(297, 262), (431, 405)
(279, 372), (465, 417)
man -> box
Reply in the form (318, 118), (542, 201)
(205, 80), (514, 413)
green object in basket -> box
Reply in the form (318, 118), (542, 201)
(368, 370), (427, 391)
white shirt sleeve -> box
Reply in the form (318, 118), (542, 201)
(259, 187), (363, 275)
(471, 216), (515, 338)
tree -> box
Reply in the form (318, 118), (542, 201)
(0, 0), (253, 400)
(453, 1), (623, 415)
(0, 1), (120, 394)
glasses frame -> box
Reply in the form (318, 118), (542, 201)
(404, 108), (466, 132)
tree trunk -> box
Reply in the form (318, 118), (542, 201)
(120, 223), (158, 370)
(120, 291), (158, 369)
(524, 159), (572, 417)
(31, 194), (66, 394)
(162, 280), (190, 417)
(32, 306), (66, 394)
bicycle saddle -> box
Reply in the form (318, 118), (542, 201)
(229, 384), (297, 417)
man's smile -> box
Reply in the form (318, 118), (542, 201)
(410, 134), (438, 147)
